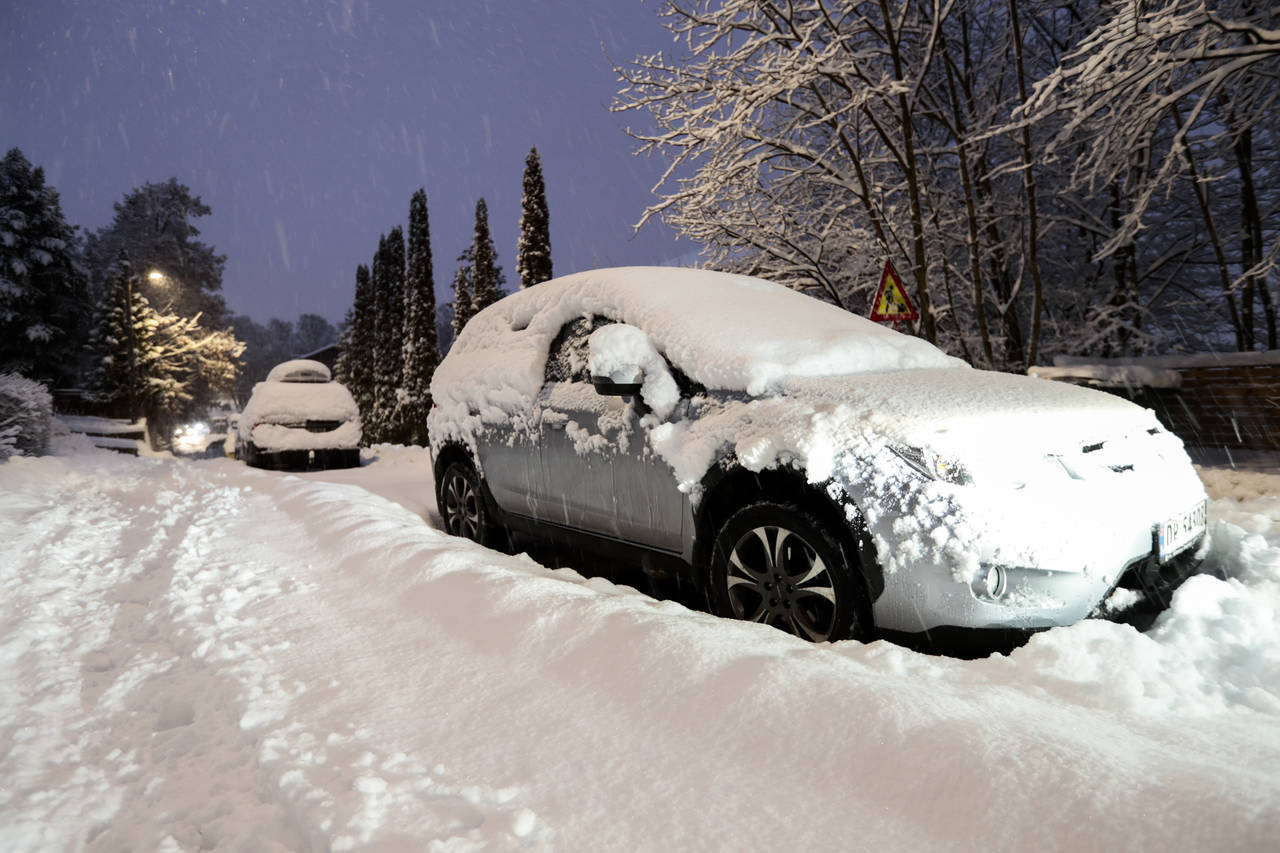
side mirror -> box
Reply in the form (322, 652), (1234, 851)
(587, 323), (679, 419)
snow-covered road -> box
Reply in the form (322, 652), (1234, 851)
(3, 438), (1279, 851)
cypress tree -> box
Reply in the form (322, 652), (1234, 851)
(374, 226), (408, 443)
(402, 188), (439, 446)
(366, 238), (388, 441)
(516, 147), (552, 288)
(451, 263), (473, 340)
(467, 198), (504, 314)
(335, 263), (375, 442)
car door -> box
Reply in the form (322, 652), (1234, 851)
(532, 317), (686, 552)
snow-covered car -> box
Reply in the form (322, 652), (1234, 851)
(427, 267), (1208, 646)
(237, 359), (361, 470)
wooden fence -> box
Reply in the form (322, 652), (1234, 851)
(1030, 352), (1280, 451)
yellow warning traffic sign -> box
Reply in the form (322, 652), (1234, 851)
(869, 260), (918, 324)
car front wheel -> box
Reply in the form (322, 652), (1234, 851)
(709, 502), (871, 643)
(438, 461), (498, 546)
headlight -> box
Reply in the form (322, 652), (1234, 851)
(889, 443), (973, 486)
(173, 421), (210, 439)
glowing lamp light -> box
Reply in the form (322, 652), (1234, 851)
(148, 270), (167, 284)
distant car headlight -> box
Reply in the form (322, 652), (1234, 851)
(889, 443), (973, 486)
(173, 421), (210, 440)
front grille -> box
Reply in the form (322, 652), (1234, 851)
(305, 419), (342, 433)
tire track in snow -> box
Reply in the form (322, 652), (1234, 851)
(0, 455), (301, 851)
(163, 463), (549, 850)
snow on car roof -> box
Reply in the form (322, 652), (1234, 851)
(436, 267), (965, 416)
(266, 359), (332, 383)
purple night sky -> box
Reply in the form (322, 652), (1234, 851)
(2, 0), (687, 324)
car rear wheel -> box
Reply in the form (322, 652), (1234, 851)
(709, 502), (871, 643)
(438, 461), (498, 546)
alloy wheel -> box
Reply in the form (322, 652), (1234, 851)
(725, 525), (839, 642)
(443, 468), (482, 540)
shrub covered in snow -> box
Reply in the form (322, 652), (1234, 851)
(0, 371), (53, 459)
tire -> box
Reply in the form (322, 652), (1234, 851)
(708, 502), (872, 643)
(438, 461), (499, 546)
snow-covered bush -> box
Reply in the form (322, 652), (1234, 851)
(0, 372), (53, 459)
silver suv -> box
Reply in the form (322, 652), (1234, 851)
(428, 267), (1208, 645)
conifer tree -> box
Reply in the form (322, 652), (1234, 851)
(366, 235), (389, 442)
(87, 252), (150, 419)
(467, 198), (504, 314)
(374, 226), (407, 443)
(85, 178), (227, 325)
(451, 263), (473, 339)
(517, 147), (552, 288)
(335, 263), (375, 441)
(401, 189), (439, 446)
(0, 148), (87, 385)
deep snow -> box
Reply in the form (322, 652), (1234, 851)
(2, 436), (1279, 851)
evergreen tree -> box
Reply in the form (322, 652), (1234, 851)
(363, 237), (388, 441)
(335, 263), (376, 441)
(401, 188), (439, 446)
(87, 253), (149, 419)
(0, 148), (88, 385)
(85, 178), (227, 325)
(516, 147), (553, 288)
(374, 226), (408, 443)
(467, 198), (504, 314)
(451, 263), (473, 340)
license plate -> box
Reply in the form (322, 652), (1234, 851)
(1157, 500), (1207, 562)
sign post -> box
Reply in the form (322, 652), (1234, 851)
(868, 260), (918, 331)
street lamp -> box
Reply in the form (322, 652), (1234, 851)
(148, 269), (167, 285)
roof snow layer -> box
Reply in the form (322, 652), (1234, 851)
(433, 267), (965, 419)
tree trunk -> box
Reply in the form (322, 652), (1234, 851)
(1008, 0), (1046, 368)
(879, 0), (936, 343)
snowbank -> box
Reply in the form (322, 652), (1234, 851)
(1, 441), (1277, 850)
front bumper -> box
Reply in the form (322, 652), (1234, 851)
(857, 470), (1208, 634)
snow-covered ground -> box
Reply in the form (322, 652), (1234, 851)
(2, 436), (1279, 851)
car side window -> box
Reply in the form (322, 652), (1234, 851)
(545, 316), (615, 384)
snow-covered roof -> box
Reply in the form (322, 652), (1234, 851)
(435, 267), (965, 413)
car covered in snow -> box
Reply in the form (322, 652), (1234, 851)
(237, 359), (361, 470)
(427, 267), (1208, 646)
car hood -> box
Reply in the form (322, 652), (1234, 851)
(767, 368), (1191, 493)
(655, 367), (1183, 495)
(781, 368), (1161, 452)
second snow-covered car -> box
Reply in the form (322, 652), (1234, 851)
(237, 359), (361, 470)
(427, 267), (1208, 646)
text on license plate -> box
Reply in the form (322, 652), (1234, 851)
(1157, 499), (1207, 562)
